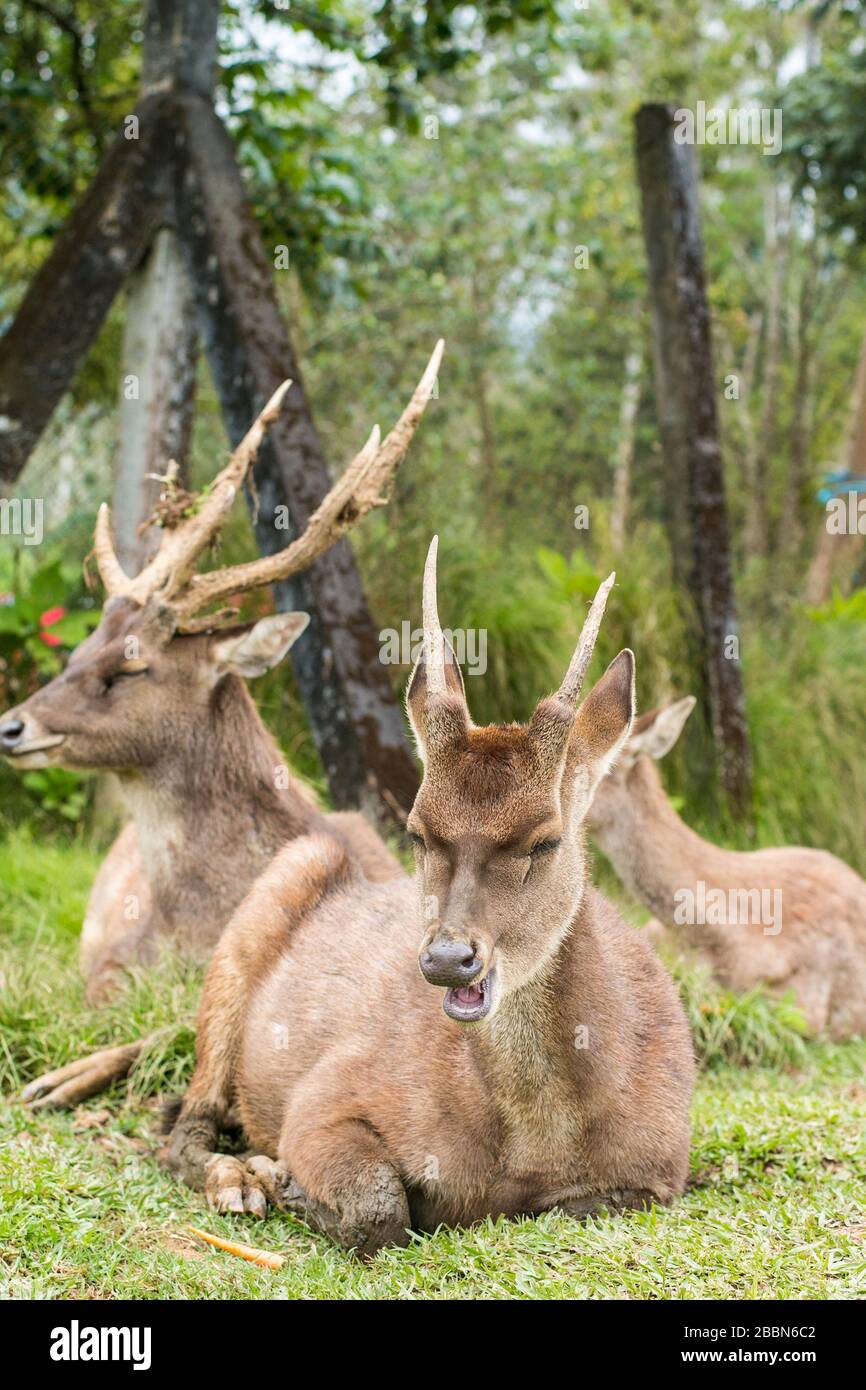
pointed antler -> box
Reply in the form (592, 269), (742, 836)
(94, 380), (294, 605)
(557, 572), (616, 705)
(169, 339), (444, 630)
(422, 534), (447, 695)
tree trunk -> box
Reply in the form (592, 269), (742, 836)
(108, 0), (212, 575)
(805, 326), (866, 604)
(749, 180), (789, 556)
(635, 103), (752, 815)
(0, 94), (172, 485)
(780, 241), (819, 553)
(735, 308), (762, 557)
(113, 228), (198, 575)
(174, 93), (420, 823)
(611, 341), (643, 553)
(468, 268), (498, 508)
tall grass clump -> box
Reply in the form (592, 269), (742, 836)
(0, 829), (200, 1097)
(670, 954), (810, 1071)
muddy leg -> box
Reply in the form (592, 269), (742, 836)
(241, 1156), (343, 1241)
(278, 1115), (411, 1259)
(22, 1039), (147, 1109)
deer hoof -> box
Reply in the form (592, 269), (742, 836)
(205, 1155), (267, 1218)
(244, 1155), (303, 1212)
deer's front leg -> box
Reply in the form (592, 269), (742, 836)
(278, 1113), (411, 1259)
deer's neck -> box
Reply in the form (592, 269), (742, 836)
(471, 893), (626, 1159)
(117, 676), (324, 920)
(599, 758), (739, 946)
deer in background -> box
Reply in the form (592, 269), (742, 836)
(166, 546), (694, 1257)
(585, 696), (866, 1039)
(2, 343), (443, 1107)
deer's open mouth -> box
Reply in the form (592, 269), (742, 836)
(4, 735), (67, 765)
(443, 967), (496, 1023)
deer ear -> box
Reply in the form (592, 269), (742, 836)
(210, 612), (310, 679)
(568, 649), (635, 808)
(629, 695), (695, 761)
(406, 637), (468, 760)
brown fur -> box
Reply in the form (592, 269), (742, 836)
(168, 578), (695, 1257)
(586, 699), (866, 1039)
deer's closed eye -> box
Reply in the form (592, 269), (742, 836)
(104, 665), (149, 691)
(530, 838), (561, 858)
(408, 831), (427, 851)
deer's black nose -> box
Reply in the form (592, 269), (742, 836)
(0, 718), (25, 751)
(420, 938), (481, 988)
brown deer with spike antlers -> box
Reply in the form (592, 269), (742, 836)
(586, 696), (866, 1039)
(2, 343), (443, 1108)
(166, 543), (694, 1256)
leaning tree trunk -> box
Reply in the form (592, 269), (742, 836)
(173, 93), (421, 822)
(635, 103), (752, 815)
(0, 0), (421, 825)
(0, 94), (172, 485)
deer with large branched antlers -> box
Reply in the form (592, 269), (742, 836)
(165, 542), (694, 1257)
(2, 342), (443, 1108)
(585, 696), (866, 1039)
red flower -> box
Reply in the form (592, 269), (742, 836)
(39, 605), (66, 647)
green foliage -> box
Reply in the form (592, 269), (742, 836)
(783, 2), (866, 245)
(671, 955), (809, 1072)
(806, 585), (866, 624)
(0, 551), (99, 831)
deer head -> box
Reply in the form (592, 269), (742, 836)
(0, 342), (443, 773)
(406, 538), (635, 1024)
(585, 694), (695, 843)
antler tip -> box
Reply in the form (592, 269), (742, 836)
(264, 379), (293, 420)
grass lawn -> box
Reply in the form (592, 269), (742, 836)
(1, 830), (865, 1300)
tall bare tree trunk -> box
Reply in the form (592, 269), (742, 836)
(109, 3), (204, 577)
(749, 180), (789, 556)
(611, 342), (643, 553)
(635, 103), (752, 815)
(780, 240), (819, 553)
(114, 229), (198, 575)
(806, 327), (866, 604)
(735, 309), (762, 553)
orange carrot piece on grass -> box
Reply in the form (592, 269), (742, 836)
(186, 1224), (285, 1270)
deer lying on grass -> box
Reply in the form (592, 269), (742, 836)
(2, 344), (443, 1107)
(166, 545), (695, 1256)
(585, 696), (866, 1039)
